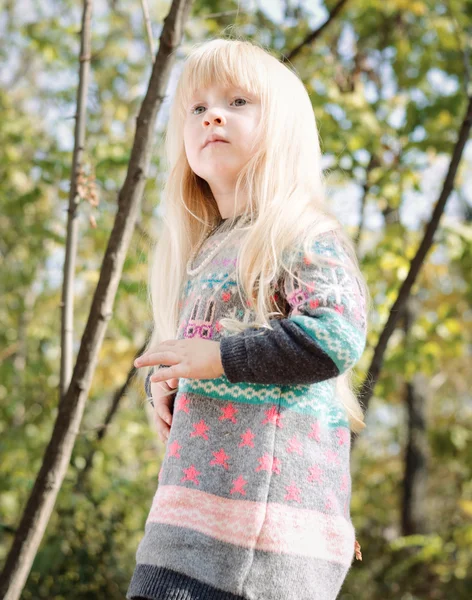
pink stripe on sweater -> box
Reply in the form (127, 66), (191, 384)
(146, 485), (355, 565)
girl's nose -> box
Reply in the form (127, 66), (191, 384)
(206, 116), (222, 124)
(204, 110), (226, 126)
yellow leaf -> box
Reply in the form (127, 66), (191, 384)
(411, 1), (427, 16)
(444, 318), (461, 335)
(438, 110), (452, 127)
(458, 500), (472, 518)
(116, 105), (128, 121)
(423, 341), (442, 357)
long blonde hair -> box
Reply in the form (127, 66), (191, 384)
(144, 37), (372, 434)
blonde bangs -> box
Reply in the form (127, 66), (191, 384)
(177, 40), (268, 114)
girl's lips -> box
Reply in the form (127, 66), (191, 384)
(205, 140), (229, 147)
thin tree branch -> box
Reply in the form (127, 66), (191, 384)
(203, 10), (239, 19)
(59, 0), (93, 403)
(140, 0), (155, 63)
(354, 153), (379, 248)
(281, 0), (350, 64)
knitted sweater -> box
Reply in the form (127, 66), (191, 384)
(127, 218), (367, 600)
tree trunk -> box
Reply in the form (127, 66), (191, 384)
(401, 297), (430, 535)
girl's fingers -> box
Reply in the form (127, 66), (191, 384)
(154, 415), (170, 443)
(158, 404), (173, 427)
(150, 380), (177, 442)
(167, 377), (179, 389)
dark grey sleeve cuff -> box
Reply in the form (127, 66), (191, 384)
(219, 319), (340, 386)
(144, 367), (154, 398)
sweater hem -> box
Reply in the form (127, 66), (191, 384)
(127, 563), (246, 600)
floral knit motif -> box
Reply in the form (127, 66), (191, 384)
(127, 226), (367, 600)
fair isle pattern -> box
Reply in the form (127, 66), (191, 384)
(176, 376), (349, 427)
(128, 226), (367, 600)
(291, 310), (366, 373)
(282, 233), (367, 374)
(147, 485), (355, 564)
(284, 231), (366, 317)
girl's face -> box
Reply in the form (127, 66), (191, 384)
(183, 83), (261, 189)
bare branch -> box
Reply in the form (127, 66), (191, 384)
(140, 0), (156, 63)
(354, 154), (379, 248)
(281, 0), (350, 64)
(203, 10), (239, 19)
(59, 0), (93, 404)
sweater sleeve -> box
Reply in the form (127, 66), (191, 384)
(219, 229), (367, 385)
(144, 367), (154, 398)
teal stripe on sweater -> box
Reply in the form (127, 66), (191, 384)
(177, 376), (349, 428)
(290, 308), (366, 373)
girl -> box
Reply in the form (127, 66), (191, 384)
(127, 37), (370, 600)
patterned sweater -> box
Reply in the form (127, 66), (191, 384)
(127, 218), (367, 600)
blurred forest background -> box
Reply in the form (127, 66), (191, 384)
(1, 0), (471, 598)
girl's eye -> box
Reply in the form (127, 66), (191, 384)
(191, 97), (248, 115)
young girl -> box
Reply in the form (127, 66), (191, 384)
(127, 37), (370, 600)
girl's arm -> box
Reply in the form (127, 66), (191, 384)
(219, 229), (367, 385)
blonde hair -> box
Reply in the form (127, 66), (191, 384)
(144, 37), (372, 434)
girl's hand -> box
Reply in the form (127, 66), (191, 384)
(135, 338), (224, 383)
(151, 377), (179, 443)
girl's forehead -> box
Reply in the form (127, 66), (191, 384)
(181, 63), (263, 107)
(179, 43), (270, 108)
(188, 83), (249, 98)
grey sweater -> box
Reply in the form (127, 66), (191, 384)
(128, 221), (367, 600)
